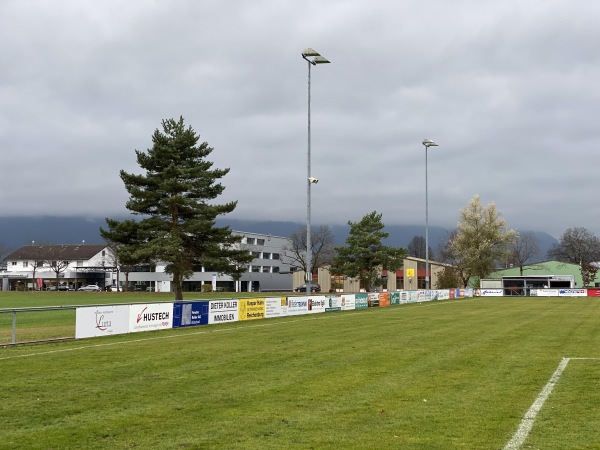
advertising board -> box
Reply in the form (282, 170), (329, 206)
(172, 301), (209, 328)
(239, 298), (266, 321)
(265, 297), (287, 318)
(75, 305), (130, 339)
(355, 293), (368, 309)
(480, 289), (504, 297)
(340, 294), (356, 311)
(307, 296), (327, 314)
(287, 297), (309, 315)
(129, 303), (173, 333)
(558, 289), (587, 297)
(378, 292), (390, 307)
(208, 299), (239, 324)
(325, 295), (342, 312)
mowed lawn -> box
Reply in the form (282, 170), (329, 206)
(1, 297), (599, 449)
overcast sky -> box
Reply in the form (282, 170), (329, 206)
(2, 0), (599, 239)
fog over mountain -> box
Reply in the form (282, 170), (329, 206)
(0, 216), (557, 263)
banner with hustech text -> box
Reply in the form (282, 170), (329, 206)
(129, 303), (173, 333)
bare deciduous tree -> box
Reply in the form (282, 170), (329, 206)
(507, 231), (540, 275)
(284, 225), (336, 276)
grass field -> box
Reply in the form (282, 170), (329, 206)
(1, 295), (599, 449)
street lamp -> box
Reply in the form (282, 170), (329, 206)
(422, 138), (439, 290)
(302, 48), (330, 295)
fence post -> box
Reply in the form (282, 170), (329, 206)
(12, 310), (17, 345)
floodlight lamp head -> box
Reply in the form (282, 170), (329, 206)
(302, 48), (321, 57)
(308, 177), (319, 184)
(422, 139), (438, 148)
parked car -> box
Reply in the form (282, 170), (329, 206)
(46, 285), (73, 291)
(78, 285), (102, 292)
(294, 283), (321, 293)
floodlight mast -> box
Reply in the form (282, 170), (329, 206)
(422, 139), (439, 290)
(301, 48), (330, 295)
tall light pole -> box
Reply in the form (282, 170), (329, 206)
(422, 138), (438, 290)
(302, 48), (330, 294)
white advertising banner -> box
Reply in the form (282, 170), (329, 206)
(265, 297), (288, 318)
(480, 289), (504, 297)
(532, 289), (559, 297)
(129, 303), (173, 333)
(76, 305), (130, 339)
(307, 296), (327, 314)
(340, 294), (356, 311)
(208, 299), (239, 324)
(325, 295), (343, 312)
(430, 290), (450, 301)
(287, 297), (309, 316)
(558, 289), (587, 297)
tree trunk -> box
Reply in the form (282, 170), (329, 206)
(174, 269), (183, 300)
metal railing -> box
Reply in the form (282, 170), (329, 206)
(0, 306), (77, 346)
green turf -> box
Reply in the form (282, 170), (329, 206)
(1, 297), (599, 449)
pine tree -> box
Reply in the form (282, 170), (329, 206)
(332, 211), (407, 291)
(101, 117), (253, 300)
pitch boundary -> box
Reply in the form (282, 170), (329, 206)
(504, 357), (600, 450)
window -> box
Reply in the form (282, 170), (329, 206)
(251, 266), (261, 272)
(256, 239), (265, 246)
(262, 252), (271, 259)
(247, 238), (256, 245)
(272, 267), (280, 273)
(272, 253), (280, 260)
(10, 261), (16, 266)
(22, 261), (28, 268)
(262, 266), (270, 273)
(252, 252), (261, 259)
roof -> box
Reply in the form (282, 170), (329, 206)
(6, 244), (109, 261)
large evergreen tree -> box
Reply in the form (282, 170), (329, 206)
(101, 117), (252, 300)
(332, 211), (407, 291)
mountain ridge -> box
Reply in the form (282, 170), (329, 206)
(0, 216), (557, 262)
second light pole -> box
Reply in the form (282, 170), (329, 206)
(422, 138), (439, 290)
(302, 48), (330, 294)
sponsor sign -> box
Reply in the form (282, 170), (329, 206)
(307, 296), (327, 314)
(480, 289), (503, 297)
(379, 292), (390, 307)
(172, 301), (209, 328)
(130, 303), (173, 332)
(533, 289), (559, 297)
(325, 296), (342, 312)
(434, 289), (451, 300)
(340, 295), (356, 311)
(587, 289), (600, 297)
(265, 297), (288, 318)
(76, 305), (130, 339)
(558, 289), (587, 297)
(355, 293), (368, 309)
(368, 293), (380, 307)
(239, 298), (266, 321)
(287, 297), (309, 315)
(390, 292), (401, 305)
(208, 299), (239, 324)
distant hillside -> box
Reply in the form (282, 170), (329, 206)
(0, 216), (557, 262)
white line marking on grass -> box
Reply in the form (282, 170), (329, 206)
(503, 357), (600, 450)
